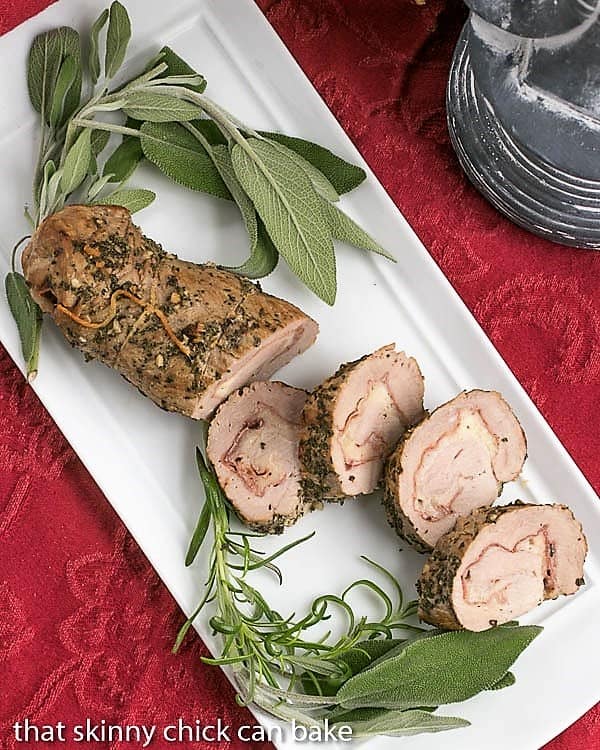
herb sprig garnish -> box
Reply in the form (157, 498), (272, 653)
(178, 429), (542, 739)
(7, 1), (393, 377)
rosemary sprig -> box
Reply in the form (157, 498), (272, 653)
(176, 426), (423, 719)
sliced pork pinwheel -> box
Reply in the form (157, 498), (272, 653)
(207, 381), (311, 533)
(299, 345), (425, 503)
(417, 502), (588, 631)
(384, 389), (527, 552)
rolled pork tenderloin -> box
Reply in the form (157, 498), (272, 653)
(416, 502), (588, 631)
(384, 389), (527, 552)
(207, 381), (314, 533)
(299, 345), (425, 503)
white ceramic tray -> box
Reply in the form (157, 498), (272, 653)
(0, 1), (599, 748)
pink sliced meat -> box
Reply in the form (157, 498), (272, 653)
(207, 381), (312, 533)
(417, 502), (588, 631)
(299, 345), (425, 502)
(384, 390), (527, 552)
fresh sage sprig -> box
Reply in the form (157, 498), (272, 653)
(7, 2), (391, 375)
(5, 238), (41, 380)
(177, 428), (542, 739)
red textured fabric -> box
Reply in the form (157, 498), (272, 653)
(1, 1), (599, 749)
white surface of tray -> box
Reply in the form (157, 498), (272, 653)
(0, 1), (599, 748)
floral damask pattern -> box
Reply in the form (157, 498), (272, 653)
(1, 1), (599, 750)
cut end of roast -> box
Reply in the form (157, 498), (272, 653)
(300, 344), (425, 502)
(192, 316), (317, 419)
(417, 502), (588, 631)
(384, 389), (527, 552)
(207, 381), (311, 533)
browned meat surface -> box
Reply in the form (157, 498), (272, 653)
(299, 345), (424, 503)
(22, 205), (318, 418)
(417, 502), (588, 631)
(384, 389), (527, 552)
(207, 381), (312, 533)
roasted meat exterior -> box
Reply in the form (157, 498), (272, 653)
(384, 389), (527, 552)
(207, 381), (312, 533)
(22, 205), (318, 418)
(299, 345), (425, 503)
(417, 502), (588, 631)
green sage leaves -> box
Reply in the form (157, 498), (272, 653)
(27, 26), (81, 126)
(5, 272), (42, 380)
(14, 1), (393, 376)
(105, 1), (131, 79)
(336, 625), (542, 710)
(61, 128), (92, 194)
(334, 709), (470, 739)
(139, 122), (230, 198)
(89, 9), (109, 84)
(123, 92), (202, 123)
(95, 188), (155, 213)
(232, 138), (337, 304)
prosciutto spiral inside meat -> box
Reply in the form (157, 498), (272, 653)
(417, 502), (588, 631)
(207, 381), (311, 533)
(299, 345), (425, 502)
(384, 389), (527, 552)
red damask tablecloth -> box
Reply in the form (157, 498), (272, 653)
(1, 1), (599, 748)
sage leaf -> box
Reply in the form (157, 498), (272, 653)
(61, 128), (92, 195)
(49, 55), (77, 127)
(266, 138), (339, 201)
(104, 136), (143, 183)
(193, 125), (365, 195)
(336, 625), (542, 710)
(60, 31), (82, 122)
(91, 128), (111, 156)
(95, 188), (155, 213)
(28, 27), (81, 124)
(231, 138), (336, 304)
(158, 46), (207, 93)
(488, 671), (516, 691)
(45, 169), (64, 217)
(89, 8), (109, 84)
(325, 201), (395, 261)
(302, 639), (405, 697)
(227, 221), (278, 279)
(140, 122), (230, 199)
(334, 709), (470, 739)
(185, 498), (211, 566)
(192, 119), (226, 146)
(5, 272), (42, 379)
(105, 1), (131, 80)
(259, 131), (366, 194)
(38, 159), (57, 219)
(27, 30), (62, 118)
(341, 639), (405, 675)
(123, 92), (202, 123)
(86, 173), (115, 202)
(211, 144), (278, 278)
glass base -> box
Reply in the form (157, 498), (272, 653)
(447, 25), (600, 250)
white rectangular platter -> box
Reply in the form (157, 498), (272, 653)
(1, 1), (599, 748)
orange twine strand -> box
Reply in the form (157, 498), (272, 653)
(56, 289), (192, 358)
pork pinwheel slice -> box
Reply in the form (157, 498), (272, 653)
(417, 502), (588, 631)
(207, 381), (311, 533)
(299, 345), (425, 502)
(384, 389), (527, 552)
